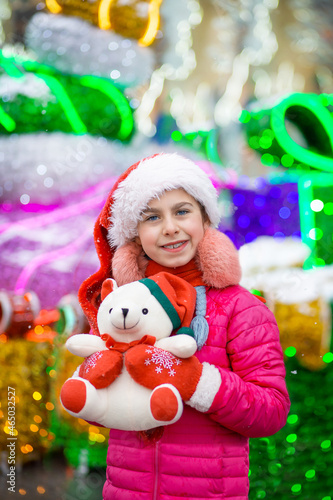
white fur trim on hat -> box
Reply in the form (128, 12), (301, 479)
(108, 153), (220, 248)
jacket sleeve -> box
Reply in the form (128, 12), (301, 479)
(187, 288), (291, 438)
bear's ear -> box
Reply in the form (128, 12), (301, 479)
(101, 278), (118, 301)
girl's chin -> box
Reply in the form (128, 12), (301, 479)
(155, 252), (195, 268)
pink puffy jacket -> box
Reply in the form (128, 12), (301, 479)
(78, 201), (290, 500)
(103, 284), (290, 500)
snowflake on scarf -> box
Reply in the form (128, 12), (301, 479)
(145, 347), (182, 376)
(82, 351), (104, 373)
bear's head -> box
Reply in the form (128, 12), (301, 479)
(97, 272), (196, 343)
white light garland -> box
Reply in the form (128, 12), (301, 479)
(213, 0), (279, 127)
(0, 0), (11, 45)
(135, 0), (202, 136)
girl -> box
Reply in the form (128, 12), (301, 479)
(78, 153), (290, 500)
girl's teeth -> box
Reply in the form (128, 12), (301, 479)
(164, 242), (184, 249)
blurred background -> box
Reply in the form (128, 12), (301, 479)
(1, 0), (333, 498)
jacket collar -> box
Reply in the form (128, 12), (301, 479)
(111, 227), (241, 289)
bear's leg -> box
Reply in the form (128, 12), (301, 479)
(149, 384), (183, 423)
(60, 378), (87, 413)
(60, 377), (107, 423)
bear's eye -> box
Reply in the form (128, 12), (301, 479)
(142, 308), (148, 315)
(109, 308), (113, 314)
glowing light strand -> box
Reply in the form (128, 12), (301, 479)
(243, 92), (333, 173)
(79, 76), (133, 140)
(0, 179), (116, 236)
(33, 74), (87, 135)
(0, 51), (134, 140)
(214, 0), (278, 127)
(98, 0), (114, 30)
(0, 105), (16, 132)
(14, 227), (93, 294)
(271, 93), (333, 173)
(138, 0), (163, 47)
(136, 0), (202, 136)
(45, 0), (63, 14)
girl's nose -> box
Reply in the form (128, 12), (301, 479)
(162, 216), (179, 235)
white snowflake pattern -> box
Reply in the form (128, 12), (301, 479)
(83, 351), (104, 373)
(146, 347), (182, 376)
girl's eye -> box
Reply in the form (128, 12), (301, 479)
(177, 209), (189, 216)
(145, 215), (159, 222)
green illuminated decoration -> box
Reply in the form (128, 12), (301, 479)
(241, 93), (333, 173)
(79, 75), (133, 141)
(172, 128), (223, 165)
(241, 92), (333, 269)
(0, 50), (134, 141)
(249, 354), (333, 499)
(298, 173), (333, 269)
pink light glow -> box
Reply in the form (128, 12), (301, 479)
(0, 177), (116, 235)
(14, 227), (93, 294)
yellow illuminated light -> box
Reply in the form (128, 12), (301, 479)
(33, 391), (42, 401)
(37, 486), (46, 494)
(89, 425), (99, 433)
(98, 0), (161, 46)
(5, 424), (18, 436)
(45, 0), (62, 14)
(139, 0), (163, 47)
(96, 434), (106, 443)
(98, 0), (115, 30)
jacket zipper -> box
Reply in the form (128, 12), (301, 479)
(153, 441), (159, 500)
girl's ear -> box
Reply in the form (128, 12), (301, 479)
(203, 214), (211, 231)
(101, 278), (118, 301)
(135, 236), (142, 246)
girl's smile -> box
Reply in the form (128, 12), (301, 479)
(135, 189), (209, 268)
(161, 240), (189, 251)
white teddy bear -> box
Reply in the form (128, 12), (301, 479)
(60, 272), (203, 431)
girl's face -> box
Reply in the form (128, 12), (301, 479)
(135, 189), (209, 268)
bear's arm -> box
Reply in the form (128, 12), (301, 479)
(155, 334), (197, 358)
(66, 334), (108, 357)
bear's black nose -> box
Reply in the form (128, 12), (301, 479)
(121, 308), (129, 318)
